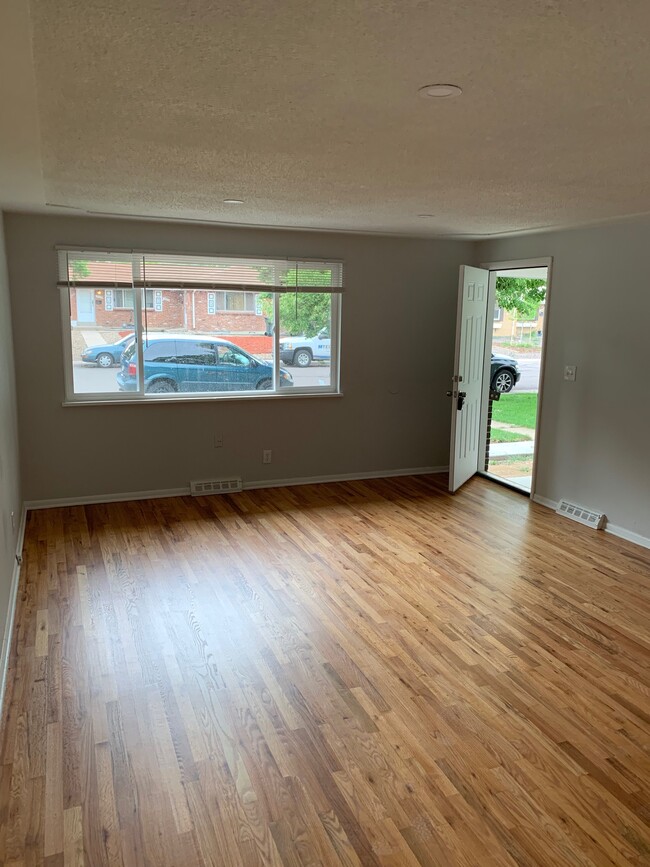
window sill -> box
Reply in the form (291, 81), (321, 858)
(62, 390), (343, 407)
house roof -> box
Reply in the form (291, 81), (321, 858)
(74, 261), (267, 287)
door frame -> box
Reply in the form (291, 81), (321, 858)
(478, 256), (554, 499)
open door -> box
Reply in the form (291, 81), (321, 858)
(448, 265), (489, 492)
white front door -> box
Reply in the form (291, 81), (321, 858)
(448, 266), (489, 492)
(76, 289), (96, 323)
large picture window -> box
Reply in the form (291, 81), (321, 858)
(58, 250), (343, 402)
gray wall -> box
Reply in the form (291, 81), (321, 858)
(4, 213), (472, 502)
(0, 214), (22, 655)
(478, 219), (650, 538)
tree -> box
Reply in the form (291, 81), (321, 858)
(495, 277), (545, 320)
(71, 260), (90, 279)
(259, 268), (332, 337)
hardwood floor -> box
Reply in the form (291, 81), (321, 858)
(1, 474), (649, 866)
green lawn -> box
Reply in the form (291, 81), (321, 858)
(490, 428), (532, 444)
(492, 393), (538, 429)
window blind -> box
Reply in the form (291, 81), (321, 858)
(57, 250), (344, 293)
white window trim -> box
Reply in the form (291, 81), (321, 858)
(63, 391), (344, 407)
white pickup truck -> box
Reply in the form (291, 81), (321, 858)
(279, 329), (330, 367)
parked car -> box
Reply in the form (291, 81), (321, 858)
(279, 328), (330, 367)
(81, 333), (134, 368)
(117, 335), (293, 393)
(490, 353), (521, 393)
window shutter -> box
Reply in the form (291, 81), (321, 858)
(57, 250), (344, 293)
(207, 292), (216, 314)
(154, 290), (163, 312)
(136, 253), (344, 292)
(105, 289), (114, 311)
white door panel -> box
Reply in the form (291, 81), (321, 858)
(76, 289), (95, 323)
(449, 266), (489, 492)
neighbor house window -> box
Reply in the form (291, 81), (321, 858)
(111, 288), (156, 309)
(207, 291), (257, 312)
(494, 306), (504, 321)
(224, 291), (256, 312)
(58, 250), (343, 402)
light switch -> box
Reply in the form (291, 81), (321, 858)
(564, 365), (577, 382)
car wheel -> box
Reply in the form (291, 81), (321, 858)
(96, 352), (114, 368)
(492, 368), (515, 393)
(146, 379), (177, 393)
(293, 349), (312, 367)
(256, 378), (272, 390)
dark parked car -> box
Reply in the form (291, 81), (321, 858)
(490, 353), (521, 393)
(81, 333), (134, 367)
(117, 335), (293, 393)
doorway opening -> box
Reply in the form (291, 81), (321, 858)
(480, 265), (548, 494)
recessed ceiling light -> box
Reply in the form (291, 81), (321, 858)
(418, 83), (463, 99)
(417, 214), (436, 218)
(223, 198), (244, 204)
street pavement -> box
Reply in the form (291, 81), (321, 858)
(511, 356), (540, 392)
(72, 363), (331, 394)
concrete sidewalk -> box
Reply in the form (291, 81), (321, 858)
(80, 331), (108, 347)
(489, 440), (535, 457)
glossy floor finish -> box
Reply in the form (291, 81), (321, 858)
(1, 475), (649, 866)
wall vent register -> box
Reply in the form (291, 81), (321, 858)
(190, 478), (243, 496)
(556, 499), (606, 530)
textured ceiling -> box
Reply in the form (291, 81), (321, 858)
(3, 0), (650, 236)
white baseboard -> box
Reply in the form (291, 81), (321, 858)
(25, 466), (448, 511)
(243, 466), (447, 492)
(532, 493), (558, 510)
(25, 487), (190, 510)
(532, 494), (649, 550)
(603, 522), (650, 550)
(0, 505), (27, 717)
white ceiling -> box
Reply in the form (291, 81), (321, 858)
(2, 0), (650, 237)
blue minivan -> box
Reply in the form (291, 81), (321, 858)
(117, 335), (293, 393)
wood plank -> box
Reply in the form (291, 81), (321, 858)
(0, 475), (648, 866)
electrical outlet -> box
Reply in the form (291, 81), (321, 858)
(564, 365), (577, 382)
(214, 432), (223, 448)
(263, 449), (272, 464)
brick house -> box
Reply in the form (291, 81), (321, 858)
(69, 261), (268, 336)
